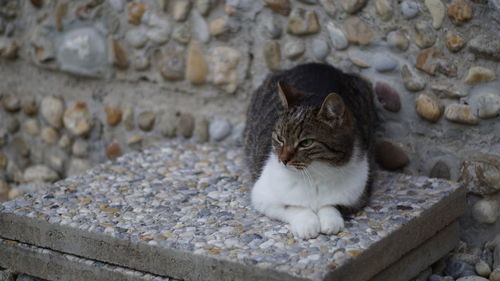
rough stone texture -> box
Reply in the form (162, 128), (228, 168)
(2, 94), (21, 112)
(401, 1), (420, 19)
(415, 21), (437, 49)
(401, 65), (426, 92)
(416, 48), (443, 75)
(210, 47), (240, 93)
(425, 0), (445, 29)
(446, 32), (466, 52)
(447, 0), (473, 26)
(375, 0), (393, 21)
(459, 153), (500, 196)
(344, 17), (374, 45)
(209, 119), (232, 141)
(287, 9), (320, 36)
(472, 199), (499, 224)
(0, 142), (466, 281)
(327, 22), (348, 50)
(444, 104), (479, 125)
(0, 238), (174, 281)
(339, 0), (367, 14)
(470, 92), (500, 119)
(415, 92), (443, 123)
(388, 31), (409, 52)
(430, 161), (451, 180)
(374, 82), (401, 112)
(137, 112), (156, 132)
(63, 102), (92, 136)
(265, 0), (291, 16)
(160, 50), (185, 81)
(264, 41), (281, 72)
(40, 126), (59, 144)
(371, 222), (459, 281)
(105, 142), (122, 160)
(23, 165), (58, 183)
(177, 113), (195, 138)
(186, 42), (208, 85)
(375, 141), (410, 171)
(104, 105), (122, 127)
(474, 260), (491, 277)
(468, 35), (500, 61)
(464, 67), (496, 84)
(40, 96), (64, 129)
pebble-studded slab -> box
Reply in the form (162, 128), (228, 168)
(0, 238), (175, 281)
(0, 141), (465, 281)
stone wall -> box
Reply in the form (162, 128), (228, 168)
(0, 0), (499, 240)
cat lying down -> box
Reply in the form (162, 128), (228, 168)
(244, 63), (378, 239)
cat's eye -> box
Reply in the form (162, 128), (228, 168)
(298, 139), (314, 148)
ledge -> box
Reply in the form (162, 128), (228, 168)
(0, 141), (466, 281)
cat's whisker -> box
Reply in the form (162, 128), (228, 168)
(303, 168), (314, 191)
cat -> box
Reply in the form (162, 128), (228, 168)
(244, 63), (378, 239)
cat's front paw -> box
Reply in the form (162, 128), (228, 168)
(318, 206), (344, 235)
(289, 209), (321, 239)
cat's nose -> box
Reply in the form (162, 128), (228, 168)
(279, 146), (294, 165)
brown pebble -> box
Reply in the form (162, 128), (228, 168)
(416, 48), (443, 75)
(177, 113), (195, 138)
(111, 40), (129, 69)
(104, 105), (122, 126)
(374, 82), (401, 112)
(344, 17), (374, 45)
(30, 0), (43, 8)
(128, 2), (146, 25)
(55, 2), (69, 31)
(415, 92), (444, 122)
(375, 141), (410, 171)
(447, 0), (472, 25)
(265, 0), (291, 15)
(106, 142), (123, 160)
(446, 32), (466, 52)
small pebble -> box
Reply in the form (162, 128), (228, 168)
(401, 1), (420, 19)
(373, 54), (398, 72)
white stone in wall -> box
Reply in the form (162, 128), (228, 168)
(191, 11), (210, 43)
(326, 22), (348, 50)
(146, 13), (170, 44)
(125, 27), (148, 48)
(210, 47), (240, 94)
(401, 1), (420, 19)
(311, 39), (329, 61)
(57, 27), (108, 77)
(470, 91), (500, 119)
(424, 0), (445, 29)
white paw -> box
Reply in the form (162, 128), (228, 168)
(318, 206), (344, 235)
(289, 209), (321, 239)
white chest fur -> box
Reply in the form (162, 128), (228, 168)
(252, 151), (369, 212)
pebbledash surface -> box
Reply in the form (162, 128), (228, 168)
(0, 141), (465, 281)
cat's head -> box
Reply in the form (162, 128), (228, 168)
(272, 82), (357, 169)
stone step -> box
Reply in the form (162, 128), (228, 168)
(0, 221), (459, 281)
(0, 238), (175, 281)
(0, 142), (466, 281)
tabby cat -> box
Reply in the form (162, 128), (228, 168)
(244, 63), (377, 239)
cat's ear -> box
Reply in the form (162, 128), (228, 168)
(277, 82), (304, 109)
(318, 93), (345, 122)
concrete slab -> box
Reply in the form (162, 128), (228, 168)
(0, 221), (459, 281)
(370, 221), (459, 281)
(0, 238), (175, 281)
(0, 142), (466, 281)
